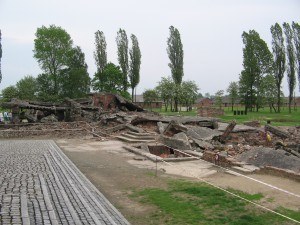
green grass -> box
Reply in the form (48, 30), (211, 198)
(226, 188), (264, 201)
(220, 107), (300, 126)
(131, 179), (299, 225)
(148, 106), (300, 126)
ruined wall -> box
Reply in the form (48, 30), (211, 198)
(197, 107), (224, 117)
(92, 94), (116, 110)
(202, 151), (232, 167)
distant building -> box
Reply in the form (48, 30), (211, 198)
(219, 96), (241, 108)
(134, 95), (163, 109)
(295, 97), (300, 107)
(196, 98), (213, 108)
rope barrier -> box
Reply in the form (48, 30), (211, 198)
(154, 145), (300, 224)
(158, 142), (300, 199)
(85, 123), (300, 224)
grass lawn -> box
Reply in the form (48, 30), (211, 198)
(131, 179), (300, 225)
(148, 107), (300, 126)
(220, 107), (300, 126)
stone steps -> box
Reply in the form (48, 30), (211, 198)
(122, 133), (156, 140)
(116, 131), (157, 143)
(127, 131), (157, 136)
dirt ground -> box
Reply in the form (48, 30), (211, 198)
(56, 138), (300, 224)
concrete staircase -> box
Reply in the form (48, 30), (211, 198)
(116, 131), (157, 143)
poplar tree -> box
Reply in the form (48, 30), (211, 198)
(94, 30), (107, 74)
(283, 22), (296, 113)
(271, 23), (285, 112)
(167, 26), (184, 112)
(292, 22), (300, 91)
(227, 81), (239, 111)
(129, 34), (141, 102)
(116, 29), (129, 92)
(239, 30), (273, 112)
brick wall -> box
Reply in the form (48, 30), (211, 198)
(198, 107), (224, 117)
(92, 94), (117, 110)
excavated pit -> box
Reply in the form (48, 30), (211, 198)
(128, 143), (198, 162)
(147, 145), (188, 158)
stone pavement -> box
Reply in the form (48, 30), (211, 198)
(0, 140), (130, 225)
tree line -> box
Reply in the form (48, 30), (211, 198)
(2, 22), (299, 114)
(224, 22), (300, 114)
(0, 25), (142, 102)
(1, 24), (196, 113)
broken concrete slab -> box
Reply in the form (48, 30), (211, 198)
(125, 124), (145, 133)
(158, 134), (192, 150)
(157, 122), (167, 134)
(163, 120), (187, 136)
(186, 126), (222, 141)
(218, 122), (257, 133)
(192, 139), (214, 150)
(265, 124), (290, 139)
(237, 146), (300, 173)
(131, 115), (219, 128)
(173, 132), (189, 142)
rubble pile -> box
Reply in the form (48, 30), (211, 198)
(1, 93), (299, 175)
(1, 93), (144, 124)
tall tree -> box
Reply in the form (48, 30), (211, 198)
(215, 90), (224, 109)
(1, 85), (18, 102)
(60, 46), (90, 98)
(156, 76), (175, 111)
(239, 30), (273, 112)
(292, 22), (300, 91)
(16, 75), (37, 100)
(36, 73), (57, 101)
(0, 29), (2, 83)
(116, 29), (129, 92)
(92, 62), (123, 94)
(271, 23), (286, 113)
(227, 81), (239, 111)
(167, 26), (184, 112)
(94, 30), (107, 74)
(129, 34), (141, 102)
(180, 80), (199, 111)
(283, 22), (296, 113)
(143, 89), (158, 111)
(33, 25), (73, 95)
(261, 74), (278, 112)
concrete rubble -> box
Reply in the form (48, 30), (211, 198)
(1, 93), (300, 177)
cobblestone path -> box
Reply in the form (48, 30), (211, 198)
(0, 140), (130, 225)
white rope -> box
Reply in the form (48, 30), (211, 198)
(86, 124), (300, 223)
(159, 142), (300, 198)
(155, 152), (300, 224)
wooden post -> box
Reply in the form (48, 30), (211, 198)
(219, 120), (236, 143)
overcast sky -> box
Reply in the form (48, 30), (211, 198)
(0, 0), (299, 95)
